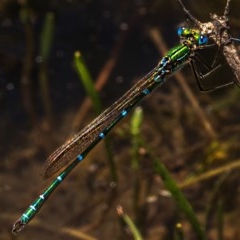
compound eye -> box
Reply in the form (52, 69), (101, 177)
(198, 35), (208, 45)
(177, 27), (185, 36)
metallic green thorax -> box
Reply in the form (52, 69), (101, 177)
(163, 44), (191, 72)
(168, 44), (190, 63)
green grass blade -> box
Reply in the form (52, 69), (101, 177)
(130, 107), (144, 219)
(130, 107), (143, 169)
(74, 51), (102, 114)
(174, 223), (185, 240)
(154, 159), (206, 240)
(40, 12), (55, 62)
(38, 12), (55, 124)
(117, 206), (143, 240)
(74, 51), (117, 181)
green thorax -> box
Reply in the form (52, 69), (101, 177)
(167, 43), (191, 63)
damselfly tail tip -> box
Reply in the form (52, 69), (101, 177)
(12, 219), (26, 234)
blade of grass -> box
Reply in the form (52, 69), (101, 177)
(19, 3), (38, 127)
(74, 51), (102, 114)
(40, 12), (55, 62)
(130, 108), (205, 238)
(154, 159), (206, 240)
(71, 21), (130, 132)
(130, 107), (144, 170)
(74, 51), (116, 182)
(174, 223), (185, 240)
(178, 160), (240, 189)
(130, 107), (144, 219)
(39, 12), (55, 126)
(117, 205), (143, 240)
(204, 171), (229, 231)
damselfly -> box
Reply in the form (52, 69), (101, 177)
(12, 3), (236, 233)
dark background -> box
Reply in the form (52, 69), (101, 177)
(1, 0), (240, 239)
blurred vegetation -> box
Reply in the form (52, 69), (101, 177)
(0, 0), (240, 240)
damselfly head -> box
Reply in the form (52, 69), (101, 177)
(177, 27), (208, 45)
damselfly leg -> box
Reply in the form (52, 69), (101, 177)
(191, 48), (234, 91)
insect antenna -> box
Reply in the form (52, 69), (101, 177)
(176, 0), (201, 27)
(224, 0), (231, 17)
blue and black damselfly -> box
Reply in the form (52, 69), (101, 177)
(12, 0), (239, 234)
(12, 26), (209, 235)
